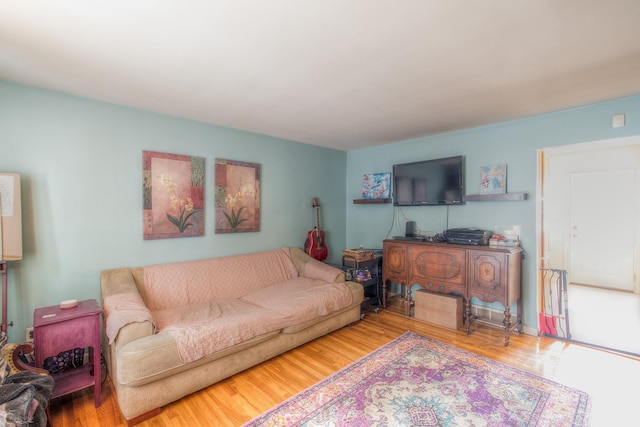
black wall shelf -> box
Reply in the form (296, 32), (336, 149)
(353, 198), (392, 204)
(463, 192), (527, 202)
(353, 194), (527, 203)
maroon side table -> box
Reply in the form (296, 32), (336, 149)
(34, 299), (102, 407)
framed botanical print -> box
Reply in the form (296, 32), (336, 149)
(214, 158), (261, 233)
(143, 151), (205, 240)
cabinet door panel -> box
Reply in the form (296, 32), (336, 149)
(468, 252), (507, 301)
(383, 243), (407, 283)
(410, 246), (466, 286)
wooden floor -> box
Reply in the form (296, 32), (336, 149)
(49, 301), (640, 427)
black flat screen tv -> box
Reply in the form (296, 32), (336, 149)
(392, 156), (464, 206)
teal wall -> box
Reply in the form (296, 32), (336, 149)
(0, 82), (347, 343)
(2, 79), (639, 343)
(346, 94), (640, 329)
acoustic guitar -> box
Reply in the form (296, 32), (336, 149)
(305, 197), (328, 261)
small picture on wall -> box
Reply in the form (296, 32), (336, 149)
(214, 158), (261, 233)
(362, 172), (391, 199)
(143, 151), (205, 240)
(480, 164), (507, 194)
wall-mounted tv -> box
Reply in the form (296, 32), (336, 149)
(392, 155), (464, 206)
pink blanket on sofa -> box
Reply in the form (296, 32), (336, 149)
(153, 277), (353, 363)
(143, 248), (299, 311)
(103, 292), (155, 344)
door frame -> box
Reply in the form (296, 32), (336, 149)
(536, 135), (640, 322)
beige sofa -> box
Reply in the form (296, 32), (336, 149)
(100, 247), (363, 425)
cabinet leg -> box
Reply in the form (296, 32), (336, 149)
(404, 284), (412, 316)
(464, 300), (471, 335)
(382, 281), (387, 309)
(503, 309), (511, 347)
(517, 298), (523, 334)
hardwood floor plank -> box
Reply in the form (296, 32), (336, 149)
(48, 306), (639, 426)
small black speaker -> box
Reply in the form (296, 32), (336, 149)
(405, 221), (416, 237)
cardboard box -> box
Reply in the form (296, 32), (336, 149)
(414, 289), (463, 330)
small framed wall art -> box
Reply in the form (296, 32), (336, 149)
(480, 164), (507, 194)
(214, 158), (261, 233)
(361, 172), (391, 199)
(143, 151), (205, 240)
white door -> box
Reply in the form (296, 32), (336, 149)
(569, 169), (636, 291)
(542, 139), (640, 294)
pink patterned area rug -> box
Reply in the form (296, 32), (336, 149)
(244, 331), (590, 426)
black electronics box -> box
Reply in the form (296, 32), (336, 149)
(444, 228), (493, 246)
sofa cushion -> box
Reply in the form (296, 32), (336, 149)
(116, 329), (280, 386)
(281, 281), (363, 334)
(142, 248), (298, 311)
(153, 299), (284, 363)
(241, 277), (352, 319)
(150, 278), (352, 363)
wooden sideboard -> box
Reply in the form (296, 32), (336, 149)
(382, 239), (523, 346)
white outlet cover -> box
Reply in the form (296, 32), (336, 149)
(612, 113), (626, 128)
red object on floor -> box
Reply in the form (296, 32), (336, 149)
(539, 312), (558, 336)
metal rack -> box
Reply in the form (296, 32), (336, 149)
(539, 268), (570, 339)
(342, 249), (382, 315)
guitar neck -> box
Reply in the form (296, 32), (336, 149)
(308, 197), (328, 260)
(313, 197), (321, 234)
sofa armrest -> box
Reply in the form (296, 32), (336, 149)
(289, 247), (345, 282)
(109, 321), (155, 350)
(101, 268), (155, 347)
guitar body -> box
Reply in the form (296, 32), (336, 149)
(306, 228), (328, 261)
(305, 197), (328, 261)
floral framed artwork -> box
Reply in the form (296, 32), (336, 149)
(143, 151), (205, 240)
(480, 164), (507, 194)
(362, 172), (391, 199)
(214, 158), (261, 233)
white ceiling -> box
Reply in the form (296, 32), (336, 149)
(1, 1), (640, 151)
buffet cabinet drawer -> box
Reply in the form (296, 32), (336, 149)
(409, 245), (466, 288)
(419, 281), (465, 296)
